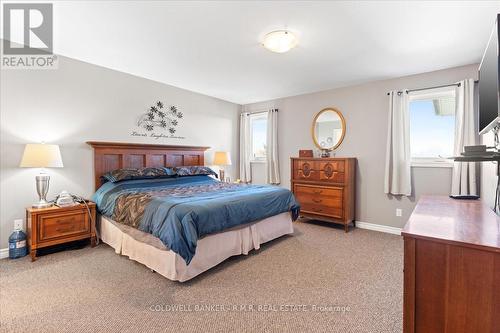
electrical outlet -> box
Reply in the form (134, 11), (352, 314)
(396, 209), (403, 217)
(14, 219), (24, 230)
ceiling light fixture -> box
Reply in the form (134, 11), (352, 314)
(262, 30), (298, 53)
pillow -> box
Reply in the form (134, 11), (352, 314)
(173, 166), (218, 178)
(101, 167), (176, 183)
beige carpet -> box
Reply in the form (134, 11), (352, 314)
(0, 221), (403, 333)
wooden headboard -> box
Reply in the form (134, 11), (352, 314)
(86, 141), (210, 190)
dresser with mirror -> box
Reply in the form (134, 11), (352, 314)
(291, 108), (356, 232)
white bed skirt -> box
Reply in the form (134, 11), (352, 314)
(99, 213), (294, 282)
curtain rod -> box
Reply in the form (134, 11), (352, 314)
(241, 109), (278, 116)
(386, 80), (479, 96)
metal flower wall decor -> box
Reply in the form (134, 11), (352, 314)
(137, 101), (183, 134)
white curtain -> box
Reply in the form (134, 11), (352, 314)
(266, 109), (280, 184)
(451, 79), (478, 195)
(239, 113), (252, 183)
(384, 91), (412, 196)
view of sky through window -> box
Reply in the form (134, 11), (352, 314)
(409, 99), (455, 159)
(251, 116), (267, 160)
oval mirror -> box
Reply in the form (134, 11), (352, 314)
(312, 108), (346, 150)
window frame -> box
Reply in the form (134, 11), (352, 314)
(249, 112), (268, 163)
(408, 87), (456, 169)
(410, 157), (454, 168)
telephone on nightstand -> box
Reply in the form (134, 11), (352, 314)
(54, 191), (82, 207)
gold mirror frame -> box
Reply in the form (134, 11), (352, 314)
(311, 107), (346, 150)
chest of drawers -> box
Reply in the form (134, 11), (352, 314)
(291, 157), (356, 232)
(402, 196), (500, 333)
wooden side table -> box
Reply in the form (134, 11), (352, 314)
(26, 201), (96, 261)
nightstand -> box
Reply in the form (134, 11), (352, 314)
(26, 202), (96, 261)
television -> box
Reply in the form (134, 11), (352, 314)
(479, 14), (500, 135)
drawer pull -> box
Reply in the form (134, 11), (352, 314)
(313, 190), (323, 194)
(314, 208), (323, 212)
(312, 198), (322, 203)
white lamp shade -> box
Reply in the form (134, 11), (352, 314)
(19, 144), (64, 168)
(213, 151), (232, 166)
(262, 30), (298, 53)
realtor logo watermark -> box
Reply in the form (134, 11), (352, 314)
(2, 3), (58, 69)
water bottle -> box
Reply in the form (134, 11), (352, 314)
(9, 228), (28, 259)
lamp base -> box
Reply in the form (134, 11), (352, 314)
(219, 169), (225, 182)
(32, 200), (53, 209)
(34, 172), (52, 209)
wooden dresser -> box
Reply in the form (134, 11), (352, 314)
(402, 196), (500, 333)
(291, 157), (356, 232)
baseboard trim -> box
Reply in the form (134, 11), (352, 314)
(355, 221), (402, 235)
(0, 248), (9, 259)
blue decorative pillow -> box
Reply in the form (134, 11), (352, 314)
(173, 166), (218, 178)
(101, 167), (176, 183)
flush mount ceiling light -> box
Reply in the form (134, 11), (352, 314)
(262, 30), (298, 53)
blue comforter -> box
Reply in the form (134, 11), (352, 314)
(92, 176), (299, 264)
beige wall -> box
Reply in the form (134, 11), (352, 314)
(245, 64), (482, 228)
(0, 56), (240, 248)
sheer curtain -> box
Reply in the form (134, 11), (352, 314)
(239, 113), (252, 183)
(266, 109), (280, 184)
(451, 79), (478, 195)
(384, 90), (412, 196)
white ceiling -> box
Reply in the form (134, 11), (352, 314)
(4, 1), (500, 104)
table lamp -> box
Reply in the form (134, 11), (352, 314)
(213, 151), (231, 182)
(19, 143), (64, 208)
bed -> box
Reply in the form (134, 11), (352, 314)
(87, 142), (299, 282)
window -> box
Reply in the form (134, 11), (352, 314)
(250, 113), (267, 161)
(409, 88), (456, 167)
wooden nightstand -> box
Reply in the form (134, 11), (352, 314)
(26, 202), (96, 261)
